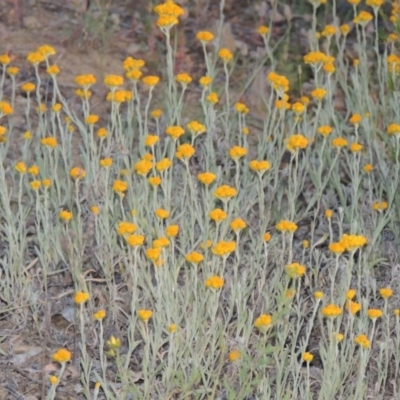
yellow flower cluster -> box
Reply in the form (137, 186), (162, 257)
(267, 72), (289, 93)
(154, 0), (184, 28)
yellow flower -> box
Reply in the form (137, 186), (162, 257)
(37, 44), (56, 57)
(209, 208), (227, 223)
(49, 376), (58, 385)
(187, 120), (206, 136)
(331, 137), (348, 148)
(42, 178), (51, 188)
(317, 125), (333, 137)
(235, 102), (249, 114)
(123, 57), (145, 71)
(100, 158), (113, 168)
(229, 146), (247, 160)
(353, 11), (373, 25)
(303, 51), (330, 65)
(168, 324), (177, 333)
(285, 262), (306, 279)
(166, 125), (185, 140)
(340, 24), (351, 36)
(199, 76), (212, 87)
(46, 65), (60, 75)
(145, 135), (159, 147)
(321, 25), (336, 37)
(146, 247), (161, 262)
(151, 109), (163, 119)
(29, 180), (41, 190)
(291, 102), (305, 114)
(75, 88), (92, 99)
(126, 234), (145, 247)
(85, 114), (99, 125)
(27, 51), (45, 64)
(302, 352), (313, 363)
(75, 74), (96, 87)
(15, 161), (27, 174)
(254, 314), (272, 331)
(22, 82), (36, 92)
(112, 180), (128, 195)
(156, 158), (172, 172)
(205, 275), (224, 289)
(329, 242), (345, 254)
(267, 72), (289, 93)
(166, 224), (179, 237)
(212, 241), (236, 257)
(362, 164), (373, 174)
(142, 75), (160, 87)
(198, 172), (216, 185)
(176, 143), (195, 160)
(0, 101), (13, 115)
(59, 210), (73, 221)
(0, 54), (10, 64)
(200, 240), (213, 249)
(138, 309), (153, 322)
(340, 234), (367, 252)
(126, 69), (143, 81)
(134, 159), (153, 176)
(153, 237), (170, 248)
(52, 103), (62, 113)
(104, 74), (124, 87)
(311, 88), (327, 100)
(314, 291), (323, 300)
(53, 348), (71, 364)
(74, 291), (90, 304)
(70, 167), (86, 179)
(117, 222), (137, 236)
(258, 25), (269, 35)
(394, 309), (400, 317)
(230, 218), (247, 232)
(0, 126), (7, 136)
(196, 31), (214, 42)
(346, 289), (357, 300)
(321, 304), (342, 318)
(263, 233), (271, 242)
(249, 160), (271, 174)
(372, 201), (388, 212)
(218, 48), (233, 63)
(354, 334), (370, 349)
(346, 300), (361, 315)
(148, 176), (162, 186)
(155, 208), (169, 219)
(91, 205), (100, 215)
(228, 350), (242, 362)
(367, 309), (383, 319)
(333, 332), (344, 342)
(206, 92), (219, 104)
(286, 134), (308, 152)
(325, 209), (333, 219)
(107, 90), (132, 103)
(379, 288), (393, 299)
(185, 251), (204, 264)
(353, 58), (360, 67)
(349, 114), (362, 125)
(94, 310), (106, 321)
(107, 336), (121, 349)
(276, 220), (297, 233)
(350, 143), (363, 153)
(302, 240), (309, 249)
(176, 73), (192, 85)
(387, 123), (400, 136)
(214, 185), (237, 200)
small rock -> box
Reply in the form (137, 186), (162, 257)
(23, 16), (41, 29)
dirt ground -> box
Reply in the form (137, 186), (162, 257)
(0, 0), (394, 399)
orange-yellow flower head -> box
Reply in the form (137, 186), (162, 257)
(205, 275), (224, 289)
(286, 134), (309, 152)
(214, 185), (237, 201)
